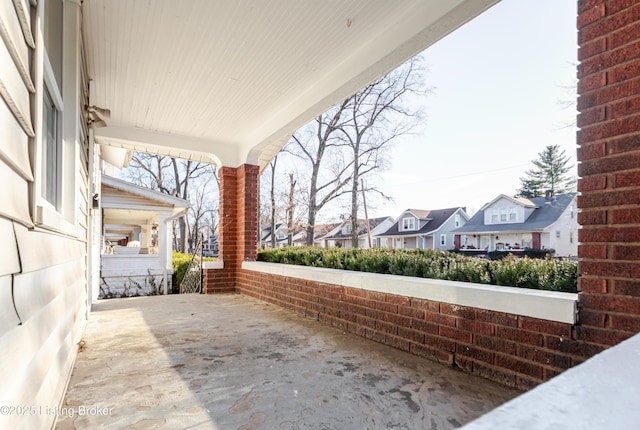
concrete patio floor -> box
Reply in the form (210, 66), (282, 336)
(56, 294), (519, 430)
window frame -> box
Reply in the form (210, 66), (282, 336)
(402, 217), (416, 231)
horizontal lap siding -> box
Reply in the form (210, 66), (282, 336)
(237, 268), (584, 390)
(0, 2), (89, 428)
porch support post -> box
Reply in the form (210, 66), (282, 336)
(205, 164), (259, 293)
(576, 1), (640, 349)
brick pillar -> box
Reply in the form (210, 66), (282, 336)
(577, 1), (640, 348)
(205, 164), (259, 293)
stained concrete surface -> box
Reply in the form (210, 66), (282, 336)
(56, 294), (519, 429)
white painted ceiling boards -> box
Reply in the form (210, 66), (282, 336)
(83, 0), (499, 169)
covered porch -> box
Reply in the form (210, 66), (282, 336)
(56, 294), (519, 429)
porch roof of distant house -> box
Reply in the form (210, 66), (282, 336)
(380, 208), (462, 237)
(452, 193), (577, 234)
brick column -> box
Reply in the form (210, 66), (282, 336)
(205, 164), (259, 293)
(577, 1), (640, 348)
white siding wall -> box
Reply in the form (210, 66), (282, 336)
(0, 1), (90, 429)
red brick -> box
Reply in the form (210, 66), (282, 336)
(612, 245), (640, 260)
(575, 325), (633, 346)
(475, 334), (517, 356)
(518, 317), (573, 337)
(577, 209), (607, 225)
(423, 333), (456, 353)
(578, 244), (607, 259)
(398, 305), (424, 319)
(439, 326), (472, 344)
(578, 106), (608, 128)
(410, 298), (439, 313)
(578, 37), (607, 61)
(495, 354), (543, 379)
(475, 309), (518, 327)
(578, 142), (605, 162)
(472, 321), (495, 336)
(495, 326), (543, 347)
(610, 98), (640, 120)
(410, 343), (453, 365)
(385, 334), (411, 352)
(375, 320), (397, 335)
(609, 208), (640, 224)
(398, 326), (425, 344)
(411, 318), (439, 335)
(385, 313), (411, 328)
(347, 323), (366, 337)
(578, 277), (608, 293)
(577, 72), (608, 95)
(365, 328), (386, 344)
(579, 226), (640, 243)
(424, 310), (456, 327)
(579, 116), (640, 144)
(440, 303), (476, 319)
(375, 301), (398, 313)
(516, 345), (572, 369)
(613, 170), (640, 187)
(456, 344), (495, 365)
(579, 309), (607, 327)
(515, 376), (543, 391)
(606, 135), (640, 154)
(579, 261), (640, 278)
(577, 3), (606, 29)
(577, 174), (608, 191)
(472, 363), (516, 388)
(609, 313), (640, 331)
(579, 292), (640, 314)
(610, 279), (640, 296)
(386, 294), (410, 306)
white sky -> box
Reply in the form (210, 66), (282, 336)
(366, 0), (578, 219)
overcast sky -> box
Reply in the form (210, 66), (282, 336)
(366, 0), (577, 219)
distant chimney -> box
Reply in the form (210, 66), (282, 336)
(545, 189), (554, 203)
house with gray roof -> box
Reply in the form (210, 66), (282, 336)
(379, 208), (469, 250)
(318, 216), (395, 248)
(451, 192), (578, 257)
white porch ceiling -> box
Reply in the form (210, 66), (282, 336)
(83, 0), (499, 169)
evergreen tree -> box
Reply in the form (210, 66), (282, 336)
(517, 144), (576, 198)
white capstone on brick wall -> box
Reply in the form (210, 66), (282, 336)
(242, 261), (578, 324)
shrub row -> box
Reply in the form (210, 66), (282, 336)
(256, 247), (578, 293)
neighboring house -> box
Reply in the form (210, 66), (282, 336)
(101, 174), (189, 298)
(451, 192), (579, 257)
(260, 222), (287, 248)
(379, 208), (469, 250)
(319, 216), (395, 248)
(312, 223), (343, 247)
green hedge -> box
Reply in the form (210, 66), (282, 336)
(257, 247), (578, 293)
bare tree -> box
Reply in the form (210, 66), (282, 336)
(286, 173), (297, 246)
(287, 99), (355, 245)
(338, 56), (428, 247)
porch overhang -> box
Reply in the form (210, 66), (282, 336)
(83, 0), (500, 169)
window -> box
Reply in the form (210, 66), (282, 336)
(491, 209), (498, 223)
(499, 207), (507, 222)
(509, 207), (517, 221)
(440, 234), (446, 247)
(42, 86), (62, 209)
(402, 217), (416, 231)
(454, 214), (461, 228)
(556, 230), (561, 239)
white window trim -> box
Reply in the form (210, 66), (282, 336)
(454, 214), (461, 228)
(33, 0), (78, 236)
(440, 234), (446, 247)
(402, 216), (416, 231)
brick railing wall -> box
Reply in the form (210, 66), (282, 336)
(232, 264), (595, 390)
